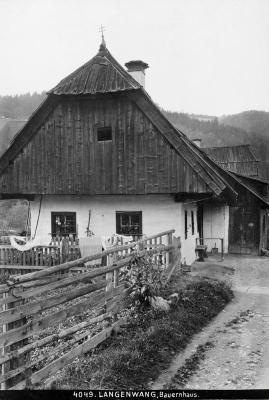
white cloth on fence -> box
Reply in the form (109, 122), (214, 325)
(101, 234), (132, 250)
(79, 236), (103, 266)
(9, 235), (51, 252)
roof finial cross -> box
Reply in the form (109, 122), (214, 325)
(99, 25), (106, 47)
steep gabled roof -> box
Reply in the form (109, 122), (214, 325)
(129, 90), (236, 197)
(49, 44), (141, 95)
(0, 43), (268, 206)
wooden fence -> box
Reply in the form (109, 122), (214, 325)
(0, 234), (143, 275)
(0, 236), (80, 269)
(0, 229), (181, 390)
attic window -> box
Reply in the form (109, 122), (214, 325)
(97, 127), (112, 142)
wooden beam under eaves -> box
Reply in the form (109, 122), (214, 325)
(0, 193), (35, 201)
(174, 192), (213, 202)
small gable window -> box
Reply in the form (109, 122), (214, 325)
(116, 211), (142, 236)
(51, 212), (76, 237)
(97, 127), (112, 142)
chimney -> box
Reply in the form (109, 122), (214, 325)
(125, 60), (149, 88)
(193, 139), (202, 148)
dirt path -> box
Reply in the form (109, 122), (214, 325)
(151, 255), (269, 390)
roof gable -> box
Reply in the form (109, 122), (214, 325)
(1, 43), (267, 205)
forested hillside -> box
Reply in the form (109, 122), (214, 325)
(219, 111), (269, 161)
(162, 110), (252, 148)
(162, 109), (269, 163)
(0, 92), (46, 119)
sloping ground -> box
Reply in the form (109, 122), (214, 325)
(152, 255), (269, 390)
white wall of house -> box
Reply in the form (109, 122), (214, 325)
(203, 203), (229, 253)
(180, 202), (199, 266)
(30, 194), (198, 265)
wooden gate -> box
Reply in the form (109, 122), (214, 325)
(229, 207), (260, 254)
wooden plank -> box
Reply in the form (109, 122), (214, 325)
(11, 318), (127, 389)
(0, 289), (104, 348)
(0, 281), (106, 325)
(0, 285), (125, 348)
(0, 265), (45, 271)
(163, 253), (181, 286)
(0, 310), (114, 383)
(0, 276), (64, 305)
(0, 261), (121, 301)
(12, 230), (175, 283)
(8, 247), (135, 284)
(2, 286), (29, 389)
(0, 296), (125, 367)
(0, 333), (57, 366)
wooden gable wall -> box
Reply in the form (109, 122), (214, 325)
(0, 95), (211, 195)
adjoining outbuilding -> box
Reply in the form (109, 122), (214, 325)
(202, 144), (269, 254)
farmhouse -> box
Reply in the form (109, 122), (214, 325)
(0, 41), (268, 262)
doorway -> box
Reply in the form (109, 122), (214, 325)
(229, 207), (260, 254)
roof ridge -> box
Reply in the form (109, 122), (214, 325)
(49, 46), (140, 95)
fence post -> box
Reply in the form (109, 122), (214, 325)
(166, 232), (173, 270)
(1, 285), (30, 389)
(1, 290), (8, 390)
(113, 269), (119, 288)
(106, 253), (114, 293)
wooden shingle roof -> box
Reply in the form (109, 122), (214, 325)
(203, 145), (259, 177)
(203, 144), (258, 163)
(49, 44), (141, 95)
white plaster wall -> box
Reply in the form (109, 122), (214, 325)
(203, 204), (229, 253)
(179, 203), (199, 266)
(30, 195), (198, 265)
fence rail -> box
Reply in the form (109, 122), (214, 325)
(0, 229), (181, 389)
(0, 231), (173, 273)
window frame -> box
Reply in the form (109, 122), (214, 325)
(97, 126), (112, 142)
(116, 211), (142, 236)
(51, 212), (77, 237)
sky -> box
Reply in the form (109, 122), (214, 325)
(0, 0), (269, 116)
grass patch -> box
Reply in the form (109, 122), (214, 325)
(52, 276), (233, 390)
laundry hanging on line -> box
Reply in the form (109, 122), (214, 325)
(79, 236), (103, 266)
(10, 235), (52, 252)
